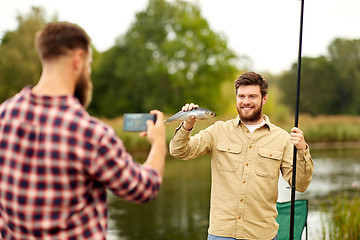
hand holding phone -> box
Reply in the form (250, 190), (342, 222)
(123, 113), (157, 132)
(140, 110), (166, 177)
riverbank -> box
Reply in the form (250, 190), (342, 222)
(308, 141), (360, 150)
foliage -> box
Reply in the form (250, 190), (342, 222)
(278, 38), (360, 116)
(321, 191), (360, 240)
(0, 7), (49, 102)
(90, 0), (238, 117)
(275, 114), (360, 143)
(278, 56), (340, 115)
(328, 38), (360, 114)
(1, 4), (360, 119)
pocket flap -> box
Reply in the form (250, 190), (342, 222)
(258, 148), (282, 160)
(217, 142), (242, 154)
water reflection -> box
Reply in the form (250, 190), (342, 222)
(107, 147), (360, 240)
(108, 157), (211, 240)
(278, 147), (360, 239)
(296, 147), (360, 201)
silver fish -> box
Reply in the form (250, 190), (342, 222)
(165, 107), (216, 123)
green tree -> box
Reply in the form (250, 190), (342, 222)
(278, 56), (339, 115)
(0, 7), (49, 102)
(278, 38), (360, 116)
(328, 38), (360, 114)
(90, 0), (238, 117)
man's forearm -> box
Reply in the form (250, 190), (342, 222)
(144, 141), (166, 177)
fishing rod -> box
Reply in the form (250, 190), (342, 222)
(289, 0), (305, 239)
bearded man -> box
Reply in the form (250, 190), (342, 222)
(169, 72), (314, 240)
(0, 22), (166, 239)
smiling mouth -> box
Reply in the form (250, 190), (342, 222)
(242, 107), (254, 111)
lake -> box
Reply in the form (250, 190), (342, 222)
(107, 146), (360, 240)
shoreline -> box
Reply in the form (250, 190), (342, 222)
(308, 141), (360, 150)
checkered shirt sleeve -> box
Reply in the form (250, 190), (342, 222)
(0, 87), (162, 239)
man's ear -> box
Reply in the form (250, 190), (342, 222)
(72, 49), (85, 71)
(262, 94), (268, 105)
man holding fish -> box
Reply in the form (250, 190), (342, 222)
(169, 72), (314, 240)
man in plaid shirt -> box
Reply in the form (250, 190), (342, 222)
(0, 22), (166, 239)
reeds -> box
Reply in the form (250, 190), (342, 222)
(321, 191), (360, 240)
(298, 115), (360, 143)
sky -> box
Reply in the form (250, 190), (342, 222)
(0, 0), (359, 74)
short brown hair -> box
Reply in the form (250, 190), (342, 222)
(35, 22), (90, 61)
(234, 72), (268, 97)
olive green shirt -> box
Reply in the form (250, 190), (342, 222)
(169, 115), (313, 240)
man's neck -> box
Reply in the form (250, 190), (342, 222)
(32, 62), (75, 96)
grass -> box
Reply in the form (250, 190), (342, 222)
(321, 190), (360, 240)
(298, 115), (360, 143)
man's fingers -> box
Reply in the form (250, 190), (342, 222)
(149, 109), (163, 123)
(182, 103), (199, 111)
(139, 131), (147, 137)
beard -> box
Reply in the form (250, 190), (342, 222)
(237, 99), (263, 123)
(74, 68), (93, 109)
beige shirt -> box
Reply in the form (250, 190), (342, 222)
(169, 115), (314, 240)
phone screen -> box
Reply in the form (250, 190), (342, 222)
(123, 113), (157, 132)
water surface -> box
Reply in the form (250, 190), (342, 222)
(107, 147), (360, 240)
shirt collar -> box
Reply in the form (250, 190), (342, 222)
(22, 86), (82, 108)
(233, 114), (273, 131)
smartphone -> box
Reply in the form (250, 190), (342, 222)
(123, 113), (157, 132)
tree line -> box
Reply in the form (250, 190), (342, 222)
(278, 38), (360, 116)
(1, 0), (359, 118)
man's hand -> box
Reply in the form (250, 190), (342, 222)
(290, 127), (307, 150)
(140, 110), (166, 177)
(140, 110), (166, 146)
(182, 103), (198, 131)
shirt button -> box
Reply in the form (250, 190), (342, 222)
(270, 154), (272, 157)
(240, 199), (243, 202)
(249, 146), (252, 149)
(238, 216), (241, 220)
(228, 148), (231, 151)
(246, 163), (249, 166)
(243, 181), (246, 184)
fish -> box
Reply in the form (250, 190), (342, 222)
(165, 107), (216, 123)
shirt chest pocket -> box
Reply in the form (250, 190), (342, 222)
(215, 142), (243, 172)
(256, 148), (283, 178)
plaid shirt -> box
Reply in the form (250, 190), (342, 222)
(0, 87), (162, 239)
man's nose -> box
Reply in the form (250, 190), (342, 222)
(243, 97), (251, 104)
